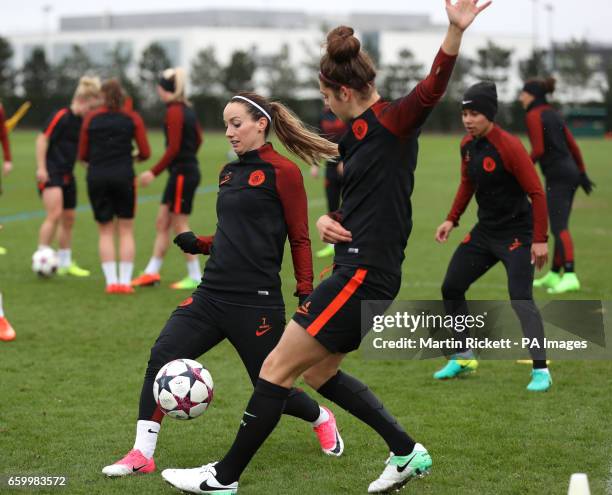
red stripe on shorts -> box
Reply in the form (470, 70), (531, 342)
(306, 268), (368, 337)
(174, 174), (185, 214)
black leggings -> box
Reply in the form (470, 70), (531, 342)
(138, 293), (320, 423)
(546, 181), (577, 272)
(441, 227), (547, 367)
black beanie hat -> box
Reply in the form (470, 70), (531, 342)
(462, 82), (498, 121)
(522, 80), (546, 99)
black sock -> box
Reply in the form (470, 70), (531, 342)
(564, 262), (575, 273)
(283, 388), (320, 422)
(511, 300), (547, 365)
(215, 379), (290, 485)
(317, 371), (415, 455)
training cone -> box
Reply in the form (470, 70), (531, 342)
(568, 473), (590, 495)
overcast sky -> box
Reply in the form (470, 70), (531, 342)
(1, 0), (611, 44)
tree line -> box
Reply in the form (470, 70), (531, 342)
(0, 35), (609, 132)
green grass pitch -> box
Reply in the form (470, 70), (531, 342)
(1, 130), (611, 494)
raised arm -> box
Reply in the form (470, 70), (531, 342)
(375, 0), (491, 136)
(442, 0), (492, 55)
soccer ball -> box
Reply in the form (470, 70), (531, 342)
(31, 248), (59, 277)
(153, 358), (214, 420)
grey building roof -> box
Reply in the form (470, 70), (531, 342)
(59, 9), (431, 32)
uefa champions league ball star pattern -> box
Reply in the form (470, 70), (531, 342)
(31, 247), (59, 277)
(153, 359), (214, 420)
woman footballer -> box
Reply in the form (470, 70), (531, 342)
(520, 77), (595, 294)
(78, 79), (151, 293)
(132, 68), (204, 290)
(0, 101), (14, 340)
(102, 91), (343, 478)
(161, 1), (490, 493)
(36, 76), (101, 277)
(433, 81), (552, 392)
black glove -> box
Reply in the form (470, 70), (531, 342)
(579, 173), (595, 195)
(173, 231), (201, 254)
(298, 293), (310, 306)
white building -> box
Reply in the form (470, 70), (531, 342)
(7, 8), (536, 100)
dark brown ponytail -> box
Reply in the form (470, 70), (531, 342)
(319, 26), (376, 98)
(101, 79), (125, 111)
(542, 77), (556, 94)
(523, 76), (556, 98)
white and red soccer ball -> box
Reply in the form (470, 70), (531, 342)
(153, 359), (214, 420)
(31, 247), (59, 277)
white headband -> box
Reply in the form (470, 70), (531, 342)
(232, 95), (272, 122)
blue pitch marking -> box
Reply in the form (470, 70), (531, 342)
(0, 184), (219, 224)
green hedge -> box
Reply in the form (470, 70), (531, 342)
(2, 93), (607, 136)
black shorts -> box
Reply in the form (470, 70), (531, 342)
(162, 170), (201, 215)
(159, 292), (286, 384)
(37, 173), (77, 210)
(87, 174), (136, 223)
(292, 265), (400, 354)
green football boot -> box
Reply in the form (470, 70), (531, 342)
(368, 444), (432, 493)
(170, 276), (200, 290)
(533, 271), (561, 289)
(547, 273), (580, 294)
(433, 357), (478, 380)
(57, 261), (90, 277)
(526, 369), (552, 392)
(315, 244), (335, 258)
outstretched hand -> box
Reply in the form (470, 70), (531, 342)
(445, 0), (492, 32)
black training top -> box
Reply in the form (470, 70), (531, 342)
(330, 48), (456, 276)
(79, 106), (151, 177)
(151, 102), (203, 176)
(196, 143), (313, 307)
(447, 125), (548, 243)
(42, 108), (82, 176)
(525, 100), (585, 182)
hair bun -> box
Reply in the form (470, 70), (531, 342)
(544, 77), (556, 94)
(326, 26), (361, 63)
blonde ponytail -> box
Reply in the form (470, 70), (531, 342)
(161, 67), (188, 104)
(73, 76), (101, 101)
